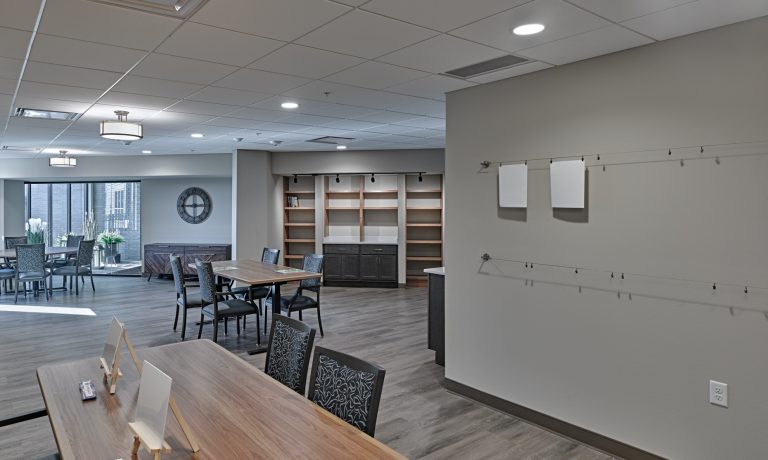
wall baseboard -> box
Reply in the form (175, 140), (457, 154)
(444, 378), (665, 460)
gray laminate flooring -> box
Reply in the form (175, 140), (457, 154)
(0, 277), (617, 460)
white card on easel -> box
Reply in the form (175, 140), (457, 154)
(101, 317), (123, 368)
(550, 160), (585, 208)
(131, 361), (172, 450)
(498, 163), (528, 208)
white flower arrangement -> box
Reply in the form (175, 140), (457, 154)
(25, 217), (48, 244)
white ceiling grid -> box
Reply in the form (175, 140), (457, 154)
(0, 0), (765, 158)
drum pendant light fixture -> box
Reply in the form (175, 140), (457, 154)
(100, 110), (143, 141)
(49, 150), (77, 168)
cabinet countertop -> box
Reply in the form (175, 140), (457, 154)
(424, 267), (445, 276)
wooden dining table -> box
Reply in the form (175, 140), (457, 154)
(0, 246), (78, 259)
(37, 339), (405, 459)
(194, 259), (322, 354)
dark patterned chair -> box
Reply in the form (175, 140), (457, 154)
(195, 260), (261, 343)
(52, 239), (95, 295)
(264, 314), (316, 393)
(2, 236), (26, 291)
(50, 234), (86, 273)
(269, 254), (325, 336)
(307, 346), (386, 437)
(169, 255), (202, 340)
(0, 264), (13, 294)
(14, 244), (52, 303)
(229, 247), (280, 333)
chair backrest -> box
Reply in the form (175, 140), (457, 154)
(300, 254), (324, 291)
(15, 244), (46, 273)
(194, 260), (217, 304)
(169, 255), (184, 296)
(75, 240), (95, 267)
(264, 314), (316, 393)
(5, 236), (27, 249)
(307, 346), (386, 437)
(261, 247), (280, 265)
(66, 234), (85, 247)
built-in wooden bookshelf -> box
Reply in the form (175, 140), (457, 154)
(405, 175), (443, 287)
(283, 176), (316, 268)
(324, 175), (399, 244)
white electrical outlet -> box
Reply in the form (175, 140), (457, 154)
(709, 380), (728, 407)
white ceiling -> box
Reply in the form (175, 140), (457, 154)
(0, 0), (766, 158)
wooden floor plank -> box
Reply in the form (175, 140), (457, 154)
(0, 277), (616, 460)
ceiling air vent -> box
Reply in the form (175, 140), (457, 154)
(86, 0), (209, 18)
(444, 55), (531, 79)
(2, 146), (39, 152)
(306, 136), (355, 145)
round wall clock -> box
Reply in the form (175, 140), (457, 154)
(176, 187), (212, 224)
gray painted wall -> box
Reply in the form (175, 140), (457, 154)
(141, 177), (232, 245)
(1, 180), (26, 243)
(233, 150), (279, 260)
(445, 17), (768, 460)
(271, 149), (444, 175)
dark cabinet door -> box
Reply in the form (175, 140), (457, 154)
(144, 245), (178, 275)
(378, 255), (397, 281)
(324, 254), (343, 279)
(360, 255), (379, 280)
(341, 254), (359, 280)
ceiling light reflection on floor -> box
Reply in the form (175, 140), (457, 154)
(0, 305), (96, 316)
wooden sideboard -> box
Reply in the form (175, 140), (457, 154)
(143, 243), (232, 280)
(323, 244), (398, 288)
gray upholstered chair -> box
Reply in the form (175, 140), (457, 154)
(2, 236), (27, 291)
(0, 265), (13, 294)
(195, 260), (261, 343)
(307, 346), (386, 437)
(230, 247), (280, 333)
(169, 254), (202, 340)
(14, 243), (52, 303)
(52, 239), (95, 295)
(264, 314), (315, 393)
(269, 254), (325, 336)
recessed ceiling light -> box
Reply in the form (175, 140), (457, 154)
(15, 107), (79, 121)
(142, 150), (152, 154)
(281, 102), (299, 109)
(190, 133), (204, 138)
(336, 145), (347, 150)
(513, 23), (545, 36)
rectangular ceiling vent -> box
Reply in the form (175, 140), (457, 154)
(306, 136), (355, 145)
(1, 146), (38, 152)
(86, 0), (209, 18)
(444, 55), (531, 79)
(15, 107), (80, 121)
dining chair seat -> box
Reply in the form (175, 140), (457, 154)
(51, 265), (91, 276)
(278, 294), (316, 310)
(178, 292), (203, 308)
(201, 299), (255, 317)
(19, 270), (50, 280)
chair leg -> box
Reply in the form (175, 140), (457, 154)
(173, 304), (180, 330)
(62, 276), (67, 289)
(75, 273), (79, 295)
(14, 279), (18, 303)
(213, 317), (219, 342)
(198, 313), (204, 339)
(242, 315), (246, 330)
(316, 306), (324, 337)
(236, 317), (241, 335)
(298, 310), (303, 321)
(45, 278), (50, 301)
(262, 299), (267, 335)
(224, 317), (228, 336)
(181, 309), (188, 341)
(90, 274), (95, 292)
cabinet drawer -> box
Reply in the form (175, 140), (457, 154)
(360, 245), (397, 255)
(323, 244), (360, 255)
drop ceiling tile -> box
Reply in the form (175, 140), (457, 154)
(321, 119), (385, 131)
(517, 25), (653, 65)
(621, 0), (768, 41)
(99, 92), (179, 111)
(18, 82), (102, 103)
(249, 44), (364, 79)
(389, 99), (445, 117)
(30, 34), (146, 72)
(254, 121), (311, 133)
(0, 57), (22, 80)
(38, 0), (181, 51)
(467, 61), (552, 83)
(332, 0), (368, 5)
(392, 117), (446, 130)
(377, 34), (506, 74)
(394, 128), (445, 138)
(283, 81), (422, 110)
(324, 61), (429, 90)
(361, 124), (423, 135)
(157, 22), (284, 67)
(294, 126), (358, 137)
(213, 68), (310, 94)
(132, 53), (238, 85)
(190, 0), (350, 42)
(185, 86), (270, 106)
(23, 62), (122, 89)
(387, 75), (475, 101)
(296, 10), (438, 59)
(0, 27), (32, 60)
(451, 0), (610, 53)
(280, 114), (344, 126)
(111, 75), (204, 99)
(0, 78), (16, 95)
(166, 100), (241, 116)
(362, 0), (530, 32)
(203, 117), (260, 129)
(352, 110), (422, 124)
(251, 97), (375, 118)
(78, 104), (159, 123)
(568, 0), (693, 22)
(226, 107), (291, 122)
(0, 0), (41, 31)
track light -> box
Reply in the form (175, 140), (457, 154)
(370, 173), (375, 183)
(418, 172), (423, 182)
(174, 0), (184, 11)
(293, 174), (298, 184)
(335, 174), (340, 183)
